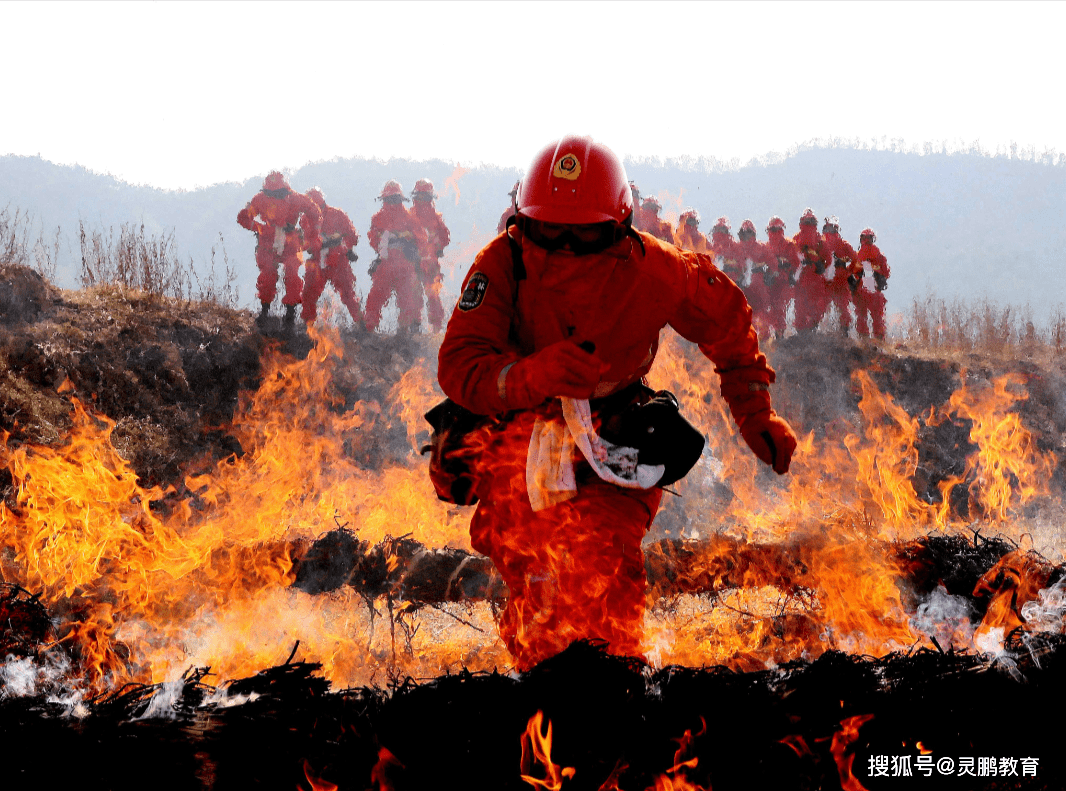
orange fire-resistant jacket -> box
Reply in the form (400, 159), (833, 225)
(850, 241), (890, 285)
(367, 204), (430, 260)
(319, 204), (360, 253)
(438, 228), (776, 420)
(411, 203), (451, 259)
(238, 188), (322, 255)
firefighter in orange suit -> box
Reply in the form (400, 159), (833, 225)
(301, 188), (362, 325)
(237, 171), (322, 328)
(710, 217), (745, 286)
(764, 216), (800, 338)
(634, 195), (675, 243)
(734, 219), (774, 337)
(822, 216), (857, 336)
(410, 179), (452, 332)
(437, 136), (797, 671)
(497, 182), (520, 234)
(849, 227), (891, 339)
(791, 208), (831, 334)
(364, 180), (431, 333)
(676, 208), (711, 254)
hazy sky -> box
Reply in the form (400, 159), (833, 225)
(4, 0), (1062, 190)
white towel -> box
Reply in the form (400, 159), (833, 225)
(524, 398), (665, 512)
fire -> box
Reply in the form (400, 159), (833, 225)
(0, 319), (1060, 693)
(439, 164), (469, 207)
(829, 714), (875, 791)
(520, 710), (576, 790)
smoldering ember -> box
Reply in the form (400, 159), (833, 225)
(2, 261), (1066, 791)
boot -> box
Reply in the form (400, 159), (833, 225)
(256, 301), (270, 328)
(283, 304), (297, 331)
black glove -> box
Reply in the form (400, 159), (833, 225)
(762, 268), (777, 288)
(834, 257), (848, 269)
(847, 273), (860, 292)
(347, 249), (358, 262)
(874, 272), (888, 291)
(368, 256), (382, 275)
(814, 261), (826, 275)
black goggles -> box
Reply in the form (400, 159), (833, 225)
(519, 216), (629, 255)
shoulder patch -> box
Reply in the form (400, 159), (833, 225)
(458, 271), (489, 311)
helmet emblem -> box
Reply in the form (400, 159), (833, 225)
(552, 154), (581, 180)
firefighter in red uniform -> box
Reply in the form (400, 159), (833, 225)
(410, 179), (452, 332)
(710, 217), (745, 286)
(437, 136), (797, 671)
(735, 219), (774, 337)
(764, 216), (800, 338)
(792, 208), (831, 334)
(635, 195), (675, 243)
(300, 188), (362, 326)
(822, 216), (857, 336)
(849, 228), (890, 339)
(676, 208), (711, 254)
(364, 180), (431, 333)
(497, 182), (520, 234)
(237, 171), (322, 328)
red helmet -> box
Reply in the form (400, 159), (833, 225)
(412, 179), (435, 200)
(379, 180), (408, 202)
(306, 187), (326, 207)
(739, 219), (757, 236)
(766, 216), (786, 234)
(859, 228), (877, 243)
(680, 209), (700, 227)
(642, 196), (662, 213)
(822, 215), (840, 234)
(712, 216), (731, 235)
(516, 135), (633, 224)
(799, 208), (818, 227)
(264, 171), (289, 191)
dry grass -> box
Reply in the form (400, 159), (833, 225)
(76, 219), (238, 308)
(895, 294), (1066, 360)
(0, 204), (61, 282)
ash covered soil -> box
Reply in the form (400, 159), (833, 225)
(2, 262), (1066, 521)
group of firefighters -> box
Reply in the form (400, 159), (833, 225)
(630, 187), (891, 339)
(237, 172), (451, 332)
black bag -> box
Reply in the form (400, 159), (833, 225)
(422, 399), (491, 505)
(596, 386), (706, 487)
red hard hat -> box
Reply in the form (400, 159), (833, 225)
(739, 219), (757, 235)
(264, 171), (288, 191)
(306, 187), (326, 207)
(712, 216), (731, 234)
(642, 196), (662, 213)
(799, 208), (818, 226)
(412, 179), (435, 198)
(680, 209), (700, 226)
(766, 216), (787, 233)
(823, 215), (840, 233)
(860, 227), (877, 243)
(380, 180), (407, 200)
(516, 135), (633, 224)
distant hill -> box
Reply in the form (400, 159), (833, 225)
(2, 146), (1064, 322)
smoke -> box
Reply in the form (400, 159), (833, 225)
(0, 650), (89, 716)
(909, 584), (976, 650)
(1020, 578), (1066, 634)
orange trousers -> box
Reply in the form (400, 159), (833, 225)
(469, 419), (662, 670)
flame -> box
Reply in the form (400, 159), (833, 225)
(370, 746), (404, 791)
(0, 319), (1061, 693)
(520, 710), (576, 790)
(656, 188), (685, 229)
(947, 373), (1054, 522)
(300, 759), (338, 791)
(830, 714), (874, 791)
(439, 164), (469, 207)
